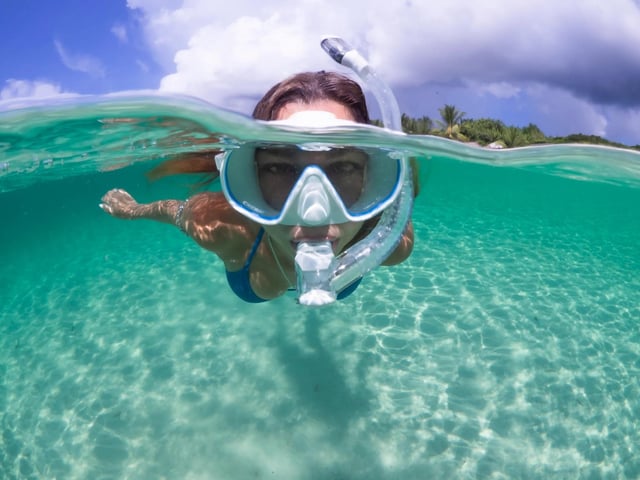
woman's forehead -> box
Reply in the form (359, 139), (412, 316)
(276, 100), (355, 121)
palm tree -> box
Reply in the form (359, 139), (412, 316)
(501, 126), (527, 148)
(437, 104), (466, 138)
(401, 113), (433, 134)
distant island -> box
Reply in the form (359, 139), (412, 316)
(373, 104), (640, 151)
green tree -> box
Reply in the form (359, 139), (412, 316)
(522, 123), (546, 144)
(401, 113), (433, 134)
(501, 126), (528, 148)
(437, 104), (466, 138)
(460, 118), (505, 145)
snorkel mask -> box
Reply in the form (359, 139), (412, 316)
(216, 37), (413, 305)
(215, 122), (405, 226)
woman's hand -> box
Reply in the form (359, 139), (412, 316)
(100, 189), (140, 219)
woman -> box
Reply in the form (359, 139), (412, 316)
(100, 71), (415, 302)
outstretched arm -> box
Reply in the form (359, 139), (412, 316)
(100, 189), (256, 266)
(100, 189), (182, 225)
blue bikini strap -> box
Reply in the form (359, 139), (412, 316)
(244, 228), (265, 268)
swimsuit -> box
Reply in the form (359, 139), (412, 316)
(226, 228), (362, 303)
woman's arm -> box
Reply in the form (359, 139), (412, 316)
(350, 215), (415, 267)
(100, 189), (255, 265)
(100, 189), (182, 224)
(381, 220), (414, 266)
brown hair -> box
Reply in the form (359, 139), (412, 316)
(252, 71), (370, 123)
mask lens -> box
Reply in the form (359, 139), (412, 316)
(221, 142), (401, 225)
(320, 151), (366, 207)
(254, 146), (368, 210)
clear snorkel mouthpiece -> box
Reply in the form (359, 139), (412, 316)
(294, 36), (413, 306)
(295, 241), (337, 305)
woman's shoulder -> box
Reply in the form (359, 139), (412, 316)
(187, 191), (229, 210)
(187, 192), (247, 225)
(184, 191), (260, 254)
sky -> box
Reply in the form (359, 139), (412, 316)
(2, 0), (640, 145)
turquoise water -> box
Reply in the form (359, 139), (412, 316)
(1, 96), (639, 479)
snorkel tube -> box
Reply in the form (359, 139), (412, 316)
(294, 37), (414, 305)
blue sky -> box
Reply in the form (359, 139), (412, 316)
(2, 0), (640, 145)
(0, 0), (160, 93)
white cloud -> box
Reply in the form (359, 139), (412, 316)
(111, 23), (128, 43)
(475, 82), (522, 100)
(127, 0), (640, 142)
(130, 0), (640, 96)
(54, 40), (106, 78)
(158, 14), (326, 110)
(0, 79), (65, 101)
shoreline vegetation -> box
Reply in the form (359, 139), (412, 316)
(373, 104), (640, 151)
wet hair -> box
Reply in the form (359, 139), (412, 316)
(252, 71), (370, 123)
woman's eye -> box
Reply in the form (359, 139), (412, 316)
(260, 163), (298, 176)
(326, 161), (364, 175)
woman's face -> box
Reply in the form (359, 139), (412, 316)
(262, 100), (365, 258)
(255, 145), (368, 211)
